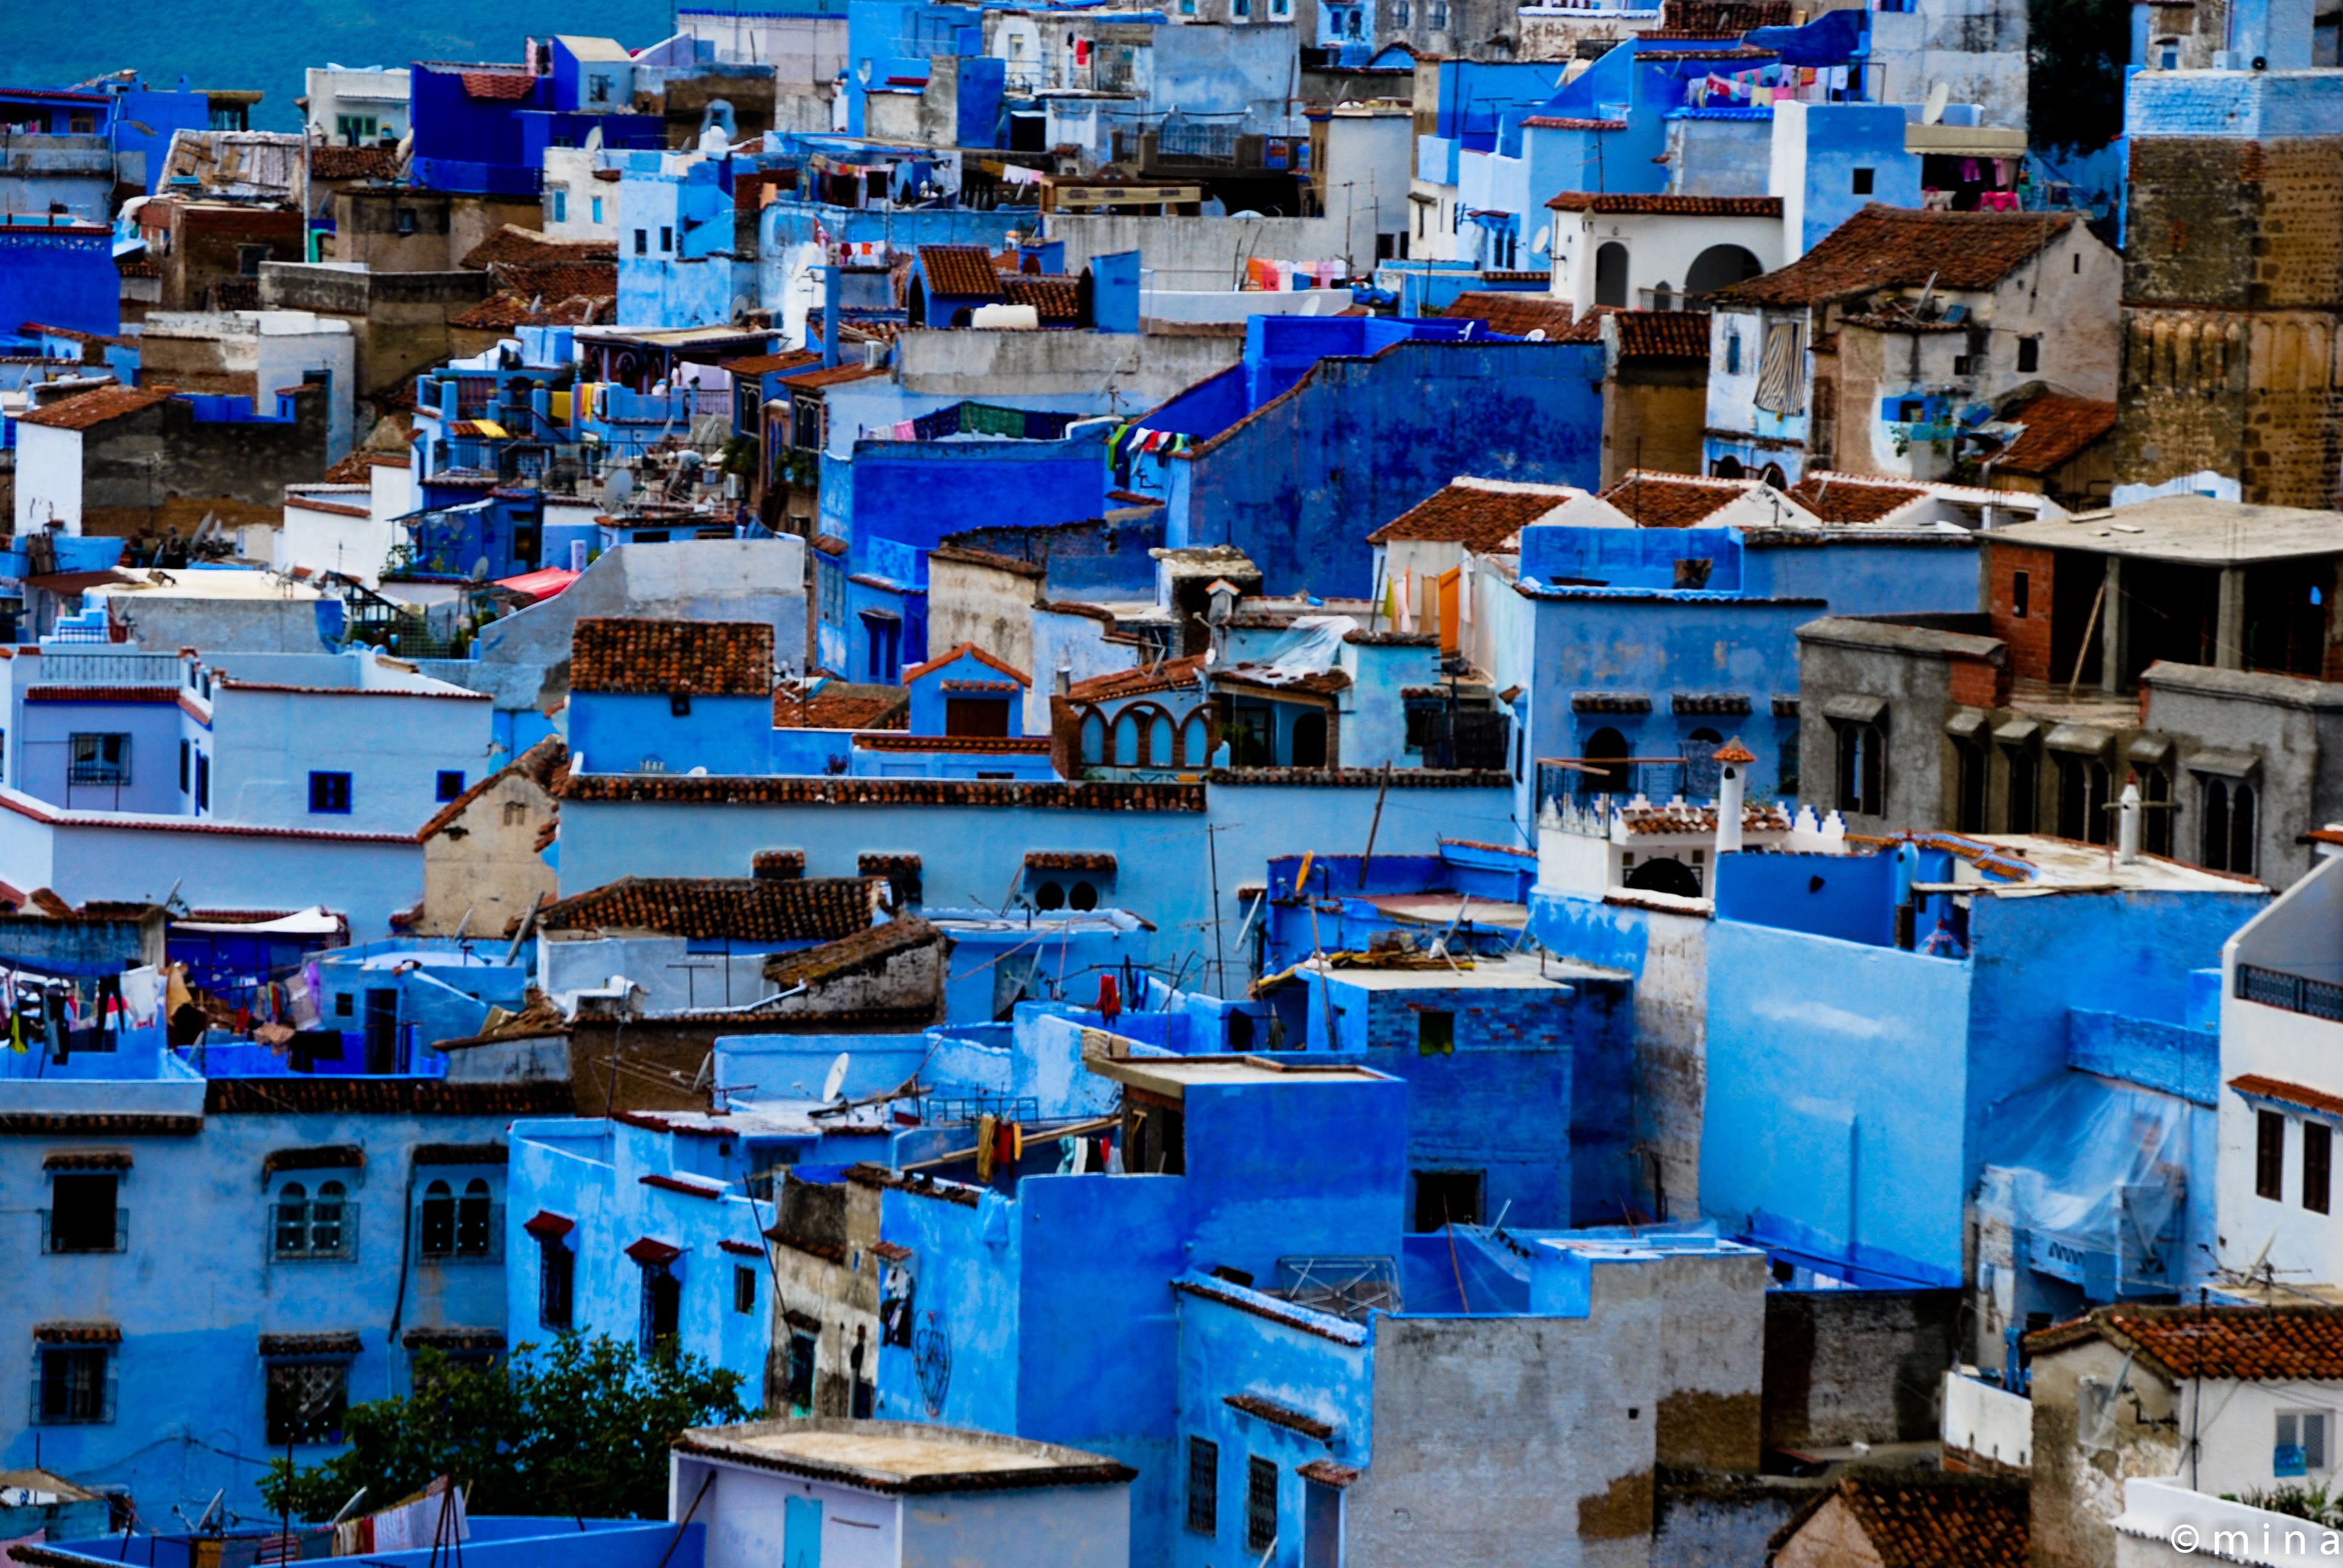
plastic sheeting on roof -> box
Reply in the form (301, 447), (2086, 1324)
(1973, 1071), (2190, 1300)
(173, 906), (342, 936)
(1236, 615), (1351, 687)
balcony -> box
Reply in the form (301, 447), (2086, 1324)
(31, 652), (188, 689)
(2237, 962), (2343, 1024)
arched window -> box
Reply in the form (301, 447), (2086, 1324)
(1685, 243), (1763, 298)
(1181, 713), (1211, 768)
(277, 1183), (309, 1256)
(1685, 727), (1724, 799)
(1594, 242), (1630, 308)
(1651, 280), (1674, 311)
(312, 1181), (346, 1256)
(1291, 711), (1328, 768)
(1113, 711), (1141, 766)
(1711, 455), (1745, 479)
(1080, 711), (1107, 765)
(421, 1180), (454, 1258)
(456, 1178), (492, 1258)
(2202, 777), (2257, 874)
(1759, 462), (1788, 489)
(2056, 755), (2111, 844)
(1583, 727), (1631, 798)
(2140, 765), (2173, 856)
(1623, 858), (1703, 897)
(1149, 713), (1175, 768)
(1955, 739), (1987, 833)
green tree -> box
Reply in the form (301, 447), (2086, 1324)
(261, 1334), (747, 1523)
(2028, 0), (2135, 156)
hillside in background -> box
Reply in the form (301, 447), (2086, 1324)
(0, 0), (677, 131)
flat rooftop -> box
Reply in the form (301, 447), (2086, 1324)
(675, 1419), (1135, 1494)
(1993, 495), (2343, 564)
(1085, 1053), (1392, 1098)
(1317, 950), (1615, 990)
(1948, 834), (2266, 895)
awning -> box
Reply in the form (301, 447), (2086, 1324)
(496, 566), (580, 601)
(2129, 734), (2175, 765)
(1944, 708), (1988, 739)
(2187, 748), (2259, 777)
(523, 1210), (576, 1242)
(1823, 694), (1887, 724)
(1991, 716), (2040, 745)
(2045, 723), (2114, 755)
(625, 1236), (684, 1267)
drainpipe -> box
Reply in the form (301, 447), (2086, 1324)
(2117, 778), (2141, 865)
(820, 263), (842, 369)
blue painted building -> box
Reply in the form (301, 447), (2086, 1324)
(0, 219), (119, 344)
(611, 151), (747, 330)
(1700, 833), (2265, 1288)
(1121, 319), (1605, 599)
(407, 59), (664, 198)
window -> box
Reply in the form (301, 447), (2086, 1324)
(1395, 0), (1409, 21)
(274, 1180), (352, 1259)
(1851, 166), (1875, 195)
(2017, 336), (2040, 374)
(786, 1331), (816, 1411)
(1187, 1437), (1219, 1534)
(1247, 1458), (1279, 1554)
(1414, 1169), (1483, 1232)
(641, 1265), (681, 1350)
(2201, 776), (2257, 875)
(395, 207), (418, 236)
(734, 1264), (757, 1315)
(634, 229), (649, 256)
(48, 1172), (120, 1253)
(419, 1178), (495, 1259)
(591, 197), (604, 224)
(265, 1361), (349, 1446)
(179, 740), (191, 794)
(1724, 331), (1741, 376)
(435, 769), (466, 802)
(589, 74), (612, 103)
(2279, 1411), (2332, 1477)
(551, 190), (568, 224)
(2259, 1110), (2287, 1200)
(309, 771), (352, 814)
(539, 1240), (575, 1330)
(1832, 719), (1884, 817)
(68, 733), (129, 785)
(1417, 1008), (1455, 1056)
(2057, 754), (2111, 843)
(2310, 1123), (2333, 1215)
(2011, 570), (2031, 619)
(1955, 738), (1987, 834)
(195, 753), (209, 811)
(2004, 745), (2037, 833)
(36, 1346), (113, 1424)
(237, 244), (269, 276)
(1430, 0), (1448, 24)
(660, 226), (674, 253)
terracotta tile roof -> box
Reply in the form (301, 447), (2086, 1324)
(919, 244), (1008, 301)
(417, 734), (566, 841)
(1519, 116), (1627, 130)
(0, 1112), (202, 1136)
(721, 351), (823, 376)
(1437, 291), (1576, 340)
(1614, 310), (1712, 359)
(459, 224), (617, 272)
(539, 875), (886, 942)
(773, 682), (908, 730)
(1717, 205), (2074, 309)
(761, 914), (944, 988)
(2232, 1074), (2343, 1119)
(777, 362), (888, 390)
(1067, 654), (1208, 702)
(18, 383), (176, 430)
(928, 543), (1047, 580)
(1223, 1392), (1334, 1440)
(1990, 394), (2118, 477)
(1662, 0), (1792, 25)
(1546, 193), (1780, 215)
(451, 290), (613, 330)
(2027, 1302), (2343, 1381)
(34, 1321), (122, 1344)
(571, 618), (773, 696)
(259, 1331), (365, 1357)
(1788, 473), (1928, 523)
(494, 259), (620, 299)
(853, 733), (1050, 754)
(1620, 800), (1789, 834)
(310, 145), (401, 181)
(1773, 1474), (2027, 1568)
(1025, 851), (1116, 872)
(460, 71), (537, 102)
(1366, 480), (1567, 549)
(204, 1080), (573, 1116)
(1601, 472), (1751, 527)
(555, 773), (1207, 812)
(903, 642), (1031, 686)
(1005, 275), (1081, 324)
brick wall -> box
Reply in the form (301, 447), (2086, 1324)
(1986, 544), (2055, 681)
(1946, 653), (2009, 710)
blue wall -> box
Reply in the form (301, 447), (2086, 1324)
(1, 223), (119, 339)
(571, 693), (778, 778)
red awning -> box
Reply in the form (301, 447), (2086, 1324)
(522, 1209), (575, 1241)
(496, 567), (580, 601)
(625, 1236), (684, 1267)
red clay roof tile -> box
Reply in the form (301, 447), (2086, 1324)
(1717, 205), (2074, 309)
(571, 618), (773, 696)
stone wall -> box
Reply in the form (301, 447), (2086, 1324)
(1760, 1287), (1961, 1449)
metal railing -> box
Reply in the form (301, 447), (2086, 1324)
(2237, 963), (2343, 1024)
(31, 653), (187, 687)
(1274, 1256), (1398, 1323)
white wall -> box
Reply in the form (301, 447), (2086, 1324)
(1943, 1371), (2033, 1469)
(2117, 1475), (2343, 1568)
(543, 148), (621, 243)
(14, 423), (83, 535)
(208, 682), (495, 835)
(1550, 211), (1783, 315)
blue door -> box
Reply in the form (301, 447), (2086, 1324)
(783, 1494), (824, 1568)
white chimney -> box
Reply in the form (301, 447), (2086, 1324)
(1714, 737), (1754, 856)
(2117, 778), (2141, 864)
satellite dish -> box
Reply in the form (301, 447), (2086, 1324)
(822, 1052), (850, 1102)
(471, 555), (491, 581)
(1527, 328), (1547, 341)
(1530, 223), (1551, 255)
(583, 123), (603, 154)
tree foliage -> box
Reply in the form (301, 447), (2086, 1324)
(2028, 0), (2135, 155)
(260, 1335), (748, 1524)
